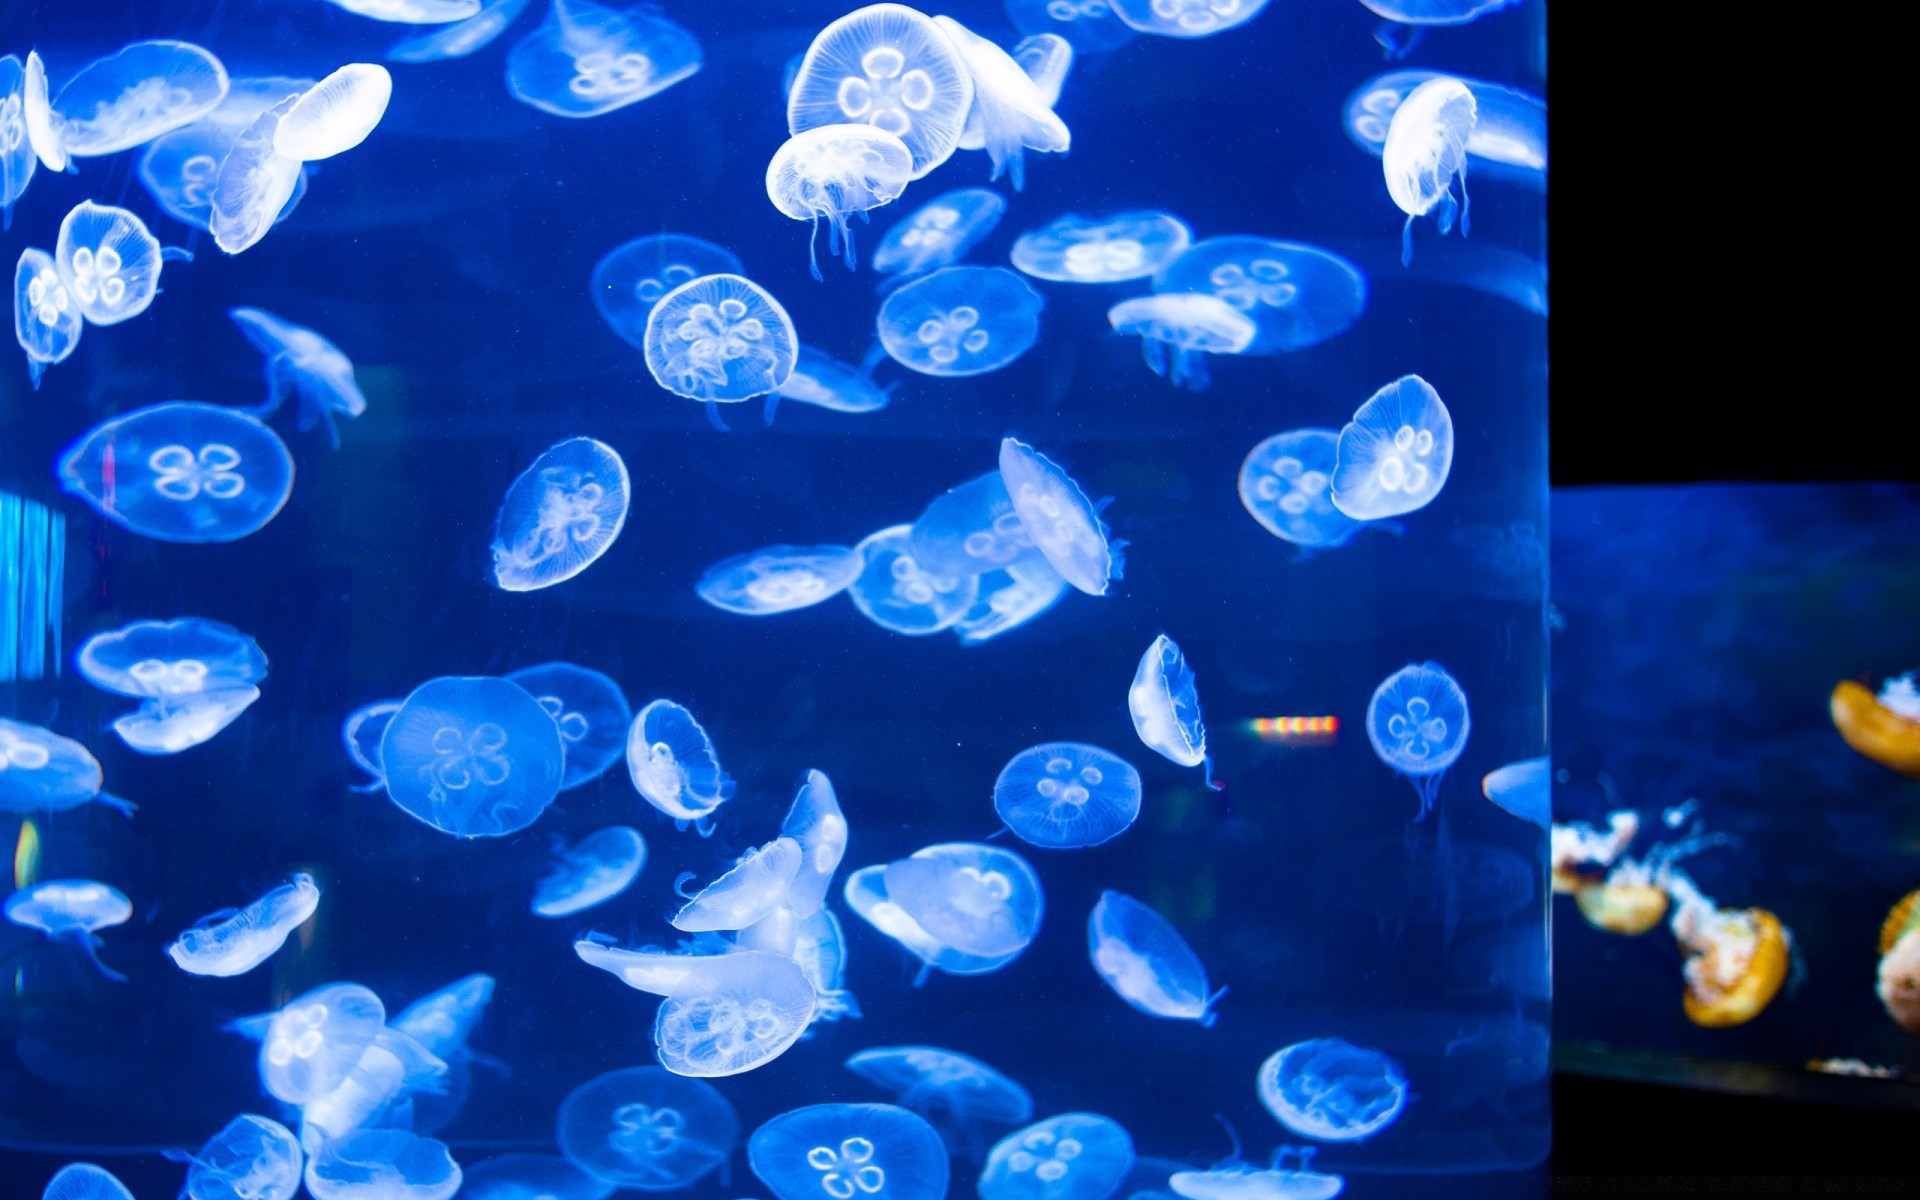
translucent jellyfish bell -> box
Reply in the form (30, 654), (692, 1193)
(1168, 1162), (1344, 1200)
(274, 64), (392, 162)
(1108, 294), (1253, 391)
(210, 96), (303, 255)
(506, 0), (702, 118)
(1005, 0), (1137, 53)
(766, 124), (914, 279)
(1152, 237), (1366, 355)
(787, 4), (975, 179)
(1086, 890), (1222, 1025)
(980, 1113), (1135, 1200)
(303, 1129), (462, 1200)
(490, 438), (631, 591)
(876, 267), (1042, 377)
(54, 201), (173, 327)
(1127, 634), (1216, 783)
(42, 1164), (135, 1200)
(53, 40), (229, 157)
(848, 524), (980, 636)
(458, 1153), (614, 1200)
(931, 16), (1069, 190)
(343, 699), (402, 787)
(1110, 0), (1270, 38)
(1257, 1038), (1409, 1143)
(167, 873), (320, 977)
(998, 437), (1121, 596)
(246, 981), (387, 1104)
(557, 1066), (738, 1190)
(1014, 212), (1190, 284)
(507, 661), (633, 789)
(1343, 69), (1544, 189)
(993, 742), (1142, 849)
(533, 826), (647, 917)
(325, 0), (482, 18)
(644, 273), (799, 404)
(178, 1114), (304, 1200)
(0, 719), (117, 816)
(627, 699), (734, 826)
(845, 858), (1032, 980)
(23, 52), (67, 173)
(1382, 76), (1477, 265)
(655, 949), (818, 1077)
(955, 555), (1068, 645)
(748, 1103), (950, 1200)
(1329, 374), (1453, 520)
(138, 77), (313, 233)
(1365, 661), (1469, 816)
(393, 973), (497, 1061)
(909, 471), (1034, 579)
(592, 233), (743, 350)
(1481, 756), (1549, 829)
(672, 837), (804, 932)
(380, 675), (567, 837)
(697, 544), (864, 616)
(772, 346), (893, 415)
(1237, 430), (1362, 549)
(230, 307), (367, 446)
(873, 188), (1006, 279)
(882, 842), (1045, 960)
(4, 879), (131, 979)
(781, 768), (850, 919)
(58, 402), (295, 542)
(390, 0), (537, 63)
(844, 1046), (1033, 1131)
(16, 247), (83, 385)
(2, 56), (38, 222)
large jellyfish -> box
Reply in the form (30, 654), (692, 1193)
(491, 437), (631, 591)
(672, 837), (805, 932)
(909, 471), (1033, 579)
(55, 201), (179, 327)
(42, 1165), (135, 1200)
(1128, 634), (1216, 784)
(954, 556), (1068, 645)
(592, 233), (743, 350)
(0, 719), (126, 816)
(556, 1066), (737, 1189)
(303, 1130), (462, 1200)
(880, 842), (1045, 963)
(654, 949), (818, 1077)
(749, 1103), (949, 1200)
(772, 346), (894, 417)
(847, 524), (980, 636)
(1257, 1038), (1408, 1143)
(532, 827), (647, 917)
(1329, 374), (1452, 520)
(15, 247), (83, 385)
(390, 0), (535, 61)
(380, 675), (566, 837)
(993, 742), (1142, 849)
(209, 96), (303, 255)
(697, 544), (864, 616)
(23, 52), (66, 173)
(873, 188), (1006, 280)
(52, 40), (228, 157)
(137, 77), (312, 233)
(77, 616), (266, 754)
(627, 699), (734, 828)
(1107, 295), (1253, 391)
(167, 873), (320, 977)
(1481, 756), (1549, 829)
(2, 56), (37, 223)
(1344, 69), (1544, 189)
(844, 1046), (1033, 1141)
(1383, 76), (1477, 264)
(4, 879), (131, 980)
(1110, 0), (1269, 38)
(505, 0), (702, 117)
(1152, 237), (1366, 355)
(644, 273), (798, 406)
(930, 16), (1068, 189)
(1364, 661), (1469, 816)
(1237, 429), (1362, 549)
(980, 1114), (1135, 1200)
(766, 124), (914, 279)
(507, 661), (632, 789)
(1013, 212), (1190, 284)
(458, 1154), (614, 1200)
(58, 402), (294, 543)
(1004, 0), (1137, 53)
(877, 266), (1042, 377)
(229, 307), (366, 446)
(787, 4), (974, 179)
(273, 64), (391, 161)
(1086, 890), (1222, 1026)
(342, 699), (402, 789)
(175, 1114), (304, 1200)
(998, 437), (1122, 596)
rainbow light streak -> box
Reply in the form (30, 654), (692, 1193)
(1245, 716), (1340, 745)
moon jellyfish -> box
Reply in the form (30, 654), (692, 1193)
(775, 768), (849, 923)
(274, 64), (391, 161)
(1110, 0), (1269, 38)
(882, 842), (1045, 964)
(592, 233), (742, 350)
(4, 879), (131, 979)
(930, 16), (1068, 190)
(794, 909), (861, 1021)
(1365, 661), (1469, 816)
(507, 661), (631, 789)
(1127, 634), (1216, 783)
(1107, 295), (1253, 391)
(627, 699), (734, 827)
(0, 719), (125, 816)
(873, 188), (1005, 280)
(55, 201), (177, 327)
(845, 1046), (1033, 1132)
(138, 77), (312, 232)
(909, 471), (1034, 578)
(393, 973), (496, 1062)
(380, 675), (566, 837)
(772, 346), (893, 416)
(955, 556), (1068, 645)
(981, 1114), (1134, 1200)
(241, 982), (385, 1103)
(1014, 212), (1190, 284)
(787, 4), (974, 179)
(749, 1103), (949, 1200)
(177, 1114), (304, 1200)
(848, 524), (980, 636)
(491, 437), (630, 591)
(459, 1154), (614, 1200)
(1383, 76), (1476, 265)
(1152, 237), (1366, 355)
(993, 742), (1141, 849)
(673, 837), (804, 932)
(53, 40), (229, 157)
(1344, 70), (1544, 188)
(77, 617), (267, 753)
(1359, 0), (1517, 24)
(845, 854), (1034, 981)
(167, 873), (320, 977)
(24, 53), (67, 173)
(390, 0), (535, 62)
(1168, 1159), (1343, 1200)
(506, 0), (701, 118)
(1257, 1039), (1408, 1143)
(42, 1165), (135, 1200)
(696, 545), (863, 616)
(1329, 375), (1452, 520)
(654, 949), (817, 1077)
(1005, 0), (1137, 53)
(230, 307), (366, 446)
(59, 402), (295, 542)
(998, 437), (1121, 597)
(1481, 757), (1549, 828)
(210, 95), (302, 254)
(343, 699), (401, 788)
(556, 1066), (736, 1189)
(532, 826), (647, 917)
(15, 247), (82, 385)
(1086, 890), (1221, 1025)
(303, 1130), (462, 1200)
(877, 267), (1041, 377)
(645, 273), (798, 405)
(1237, 430), (1361, 549)
(3, 56), (38, 221)
(324, 0), (482, 18)
(766, 124), (913, 278)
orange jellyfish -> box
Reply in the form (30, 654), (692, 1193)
(1668, 875), (1791, 1028)
(1830, 676), (1920, 779)
(1875, 888), (1920, 1035)
(1574, 867), (1669, 936)
(1549, 811), (1637, 894)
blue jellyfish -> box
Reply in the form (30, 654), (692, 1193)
(230, 307), (366, 446)
(1168, 1156), (1344, 1200)
(980, 1114), (1135, 1200)
(491, 438), (630, 592)
(765, 125), (914, 278)
(1013, 212), (1190, 284)
(167, 873), (320, 977)
(23, 53), (65, 173)
(644, 274), (799, 405)
(1365, 661), (1469, 816)
(1128, 634), (1216, 785)
(844, 1046), (1033, 1134)
(113, 686), (261, 756)
(954, 556), (1068, 645)
(1005, 0), (1137, 53)
(626, 698), (734, 828)
(848, 524), (980, 636)
(792, 907), (862, 1021)
(380, 675), (566, 837)
(1329, 375), (1452, 521)
(1257, 1038), (1409, 1143)
(1087, 890), (1222, 1025)
(534, 827), (647, 917)
(844, 856), (1034, 981)
(303, 1130), (462, 1200)
(2, 56), (37, 224)
(506, 661), (631, 789)
(53, 40), (228, 157)
(506, 0), (701, 117)
(873, 188), (1006, 280)
(0, 719), (127, 816)
(592, 233), (743, 350)
(556, 1066), (737, 1190)
(931, 17), (1069, 190)
(137, 78), (311, 232)
(1383, 77), (1477, 264)
(573, 935), (729, 995)
(460, 1155), (613, 1200)
(782, 768), (850, 919)
(787, 4), (975, 179)
(1006, 34), (1075, 107)
(76, 616), (266, 754)
(42, 1164), (135, 1200)
(908, 471), (1034, 579)
(655, 949), (818, 1077)
(15, 247), (83, 386)
(4, 879), (131, 980)
(1152, 237), (1366, 355)
(1481, 756), (1549, 829)
(673, 837), (804, 932)
(58, 402), (295, 543)
(882, 842), (1045, 961)
(390, 0), (535, 62)
(56, 202), (182, 327)
(1237, 430), (1362, 549)
(342, 699), (402, 788)
(238, 981), (386, 1104)
(771, 346), (893, 418)
(877, 267), (1042, 377)
(272, 64), (391, 162)
(174, 1114), (304, 1200)
(209, 95), (303, 255)
(1110, 0), (1268, 37)
(993, 742), (1142, 849)
(1343, 69), (1544, 189)
(697, 545), (864, 616)
(393, 973), (497, 1060)
(998, 438), (1121, 597)
(1108, 295), (1254, 391)
(749, 1103), (949, 1200)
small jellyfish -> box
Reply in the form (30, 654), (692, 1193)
(766, 124), (914, 278)
(1013, 212), (1190, 284)
(1382, 76), (1477, 265)
(1004, 0), (1137, 54)
(1257, 1038), (1409, 1143)
(3, 56), (38, 222)
(1364, 661), (1469, 816)
(390, 0), (536, 63)
(458, 1154), (614, 1200)
(209, 95), (303, 255)
(1107, 294), (1254, 391)
(55, 201), (177, 327)
(1128, 634), (1216, 784)
(380, 675), (566, 837)
(993, 742), (1142, 849)
(1109, 0), (1270, 38)
(980, 1114), (1135, 1200)
(781, 768), (850, 919)
(698, 545), (865, 616)
(491, 437), (631, 592)
(645, 273), (799, 406)
(174, 1114), (304, 1200)
(1086, 890), (1222, 1026)
(53, 40), (229, 157)
(273, 64), (391, 161)
(749, 1103), (949, 1200)
(506, 0), (701, 117)
(1152, 237), (1366, 355)
(167, 873), (321, 977)
(1480, 757), (1549, 829)
(592, 233), (743, 350)
(393, 973), (497, 1061)
(77, 616), (267, 754)
(342, 699), (402, 788)
(931, 16), (1069, 190)
(627, 699), (735, 828)
(1329, 375), (1453, 520)
(1237, 430), (1362, 550)
(772, 346), (893, 416)
(1167, 1158), (1343, 1200)
(848, 524), (980, 636)
(787, 4), (974, 179)
(0, 719), (125, 816)
(532, 826), (647, 918)
(844, 1046), (1033, 1132)
(42, 1165), (135, 1200)
(1342, 70), (1544, 189)
(673, 837), (805, 932)
(4, 879), (131, 980)
(655, 949), (818, 1077)
(872, 188), (1006, 280)
(998, 437), (1121, 597)
(230, 307), (366, 446)
(954, 555), (1068, 645)
(507, 661), (632, 789)
(23, 52), (67, 173)
(303, 1130), (462, 1200)
(909, 471), (1034, 579)
(137, 77), (312, 232)
(556, 1066), (737, 1190)
(15, 247), (83, 386)
(882, 842), (1045, 963)
(876, 267), (1042, 377)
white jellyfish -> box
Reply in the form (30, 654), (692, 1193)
(1127, 634), (1217, 786)
(1329, 374), (1453, 520)
(274, 64), (392, 162)
(55, 201), (178, 327)
(505, 0), (702, 118)
(653, 950), (818, 1077)
(52, 40), (230, 158)
(1107, 294), (1254, 391)
(15, 247), (83, 387)
(930, 16), (1069, 190)
(787, 4), (975, 179)
(765, 123), (913, 278)
(167, 873), (321, 977)
(643, 273), (798, 407)
(1382, 75), (1477, 264)
(23, 52), (67, 173)
(209, 95), (302, 255)
(672, 837), (804, 933)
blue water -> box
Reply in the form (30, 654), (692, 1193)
(0, 1), (1547, 1195)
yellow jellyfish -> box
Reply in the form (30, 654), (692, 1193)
(1830, 678), (1920, 779)
(1668, 875), (1791, 1028)
(1573, 866), (1668, 936)
(1875, 888), (1920, 1035)
(1549, 811), (1637, 895)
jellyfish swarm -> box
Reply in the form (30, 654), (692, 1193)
(168, 873), (320, 977)
(210, 95), (303, 255)
(980, 1113), (1135, 1200)
(654, 949), (819, 1077)
(76, 616), (268, 754)
(1330, 375), (1453, 521)
(176, 1114), (304, 1200)
(4, 879), (131, 979)
(1257, 1038), (1409, 1143)
(42, 1164), (136, 1200)
(138, 77), (314, 233)
(458, 1153), (614, 1200)
(848, 525), (980, 636)
(555, 1066), (737, 1189)
(1480, 757), (1549, 829)
(505, 0), (702, 118)
(1666, 873), (1791, 1028)
(230, 307), (367, 446)
(1005, 0), (1138, 53)
(0, 719), (118, 816)
(52, 40), (229, 157)
(773, 346), (893, 416)
(644, 273), (799, 406)
(273, 64), (391, 161)
(56, 202), (177, 327)
(592, 234), (743, 350)
(844, 1046), (1033, 1145)
(1153, 237), (1367, 355)
(697, 544), (864, 616)
(1383, 76), (1477, 265)
(303, 1129), (462, 1200)
(673, 837), (804, 933)
(627, 698), (735, 828)
(846, 843), (1043, 981)
(491, 438), (631, 591)
(380, 675), (566, 837)
(749, 1103), (950, 1200)
(1344, 70), (1545, 190)
(873, 188), (1006, 280)
(1238, 430), (1363, 550)
(1364, 661), (1470, 817)
(1830, 677), (1920, 779)
(1012, 211), (1191, 284)
(787, 4), (974, 179)
(930, 16), (1069, 190)
(1878, 890), (1920, 1034)
(1110, 0), (1270, 38)
(3, 57), (38, 222)
(993, 742), (1142, 849)
(767, 124), (914, 279)
(877, 267), (1042, 377)
(532, 826), (646, 917)
(1107, 295), (1254, 391)
(998, 437), (1121, 596)
(15, 247), (83, 385)
(1087, 890), (1222, 1025)
(507, 661), (632, 789)
(61, 401), (296, 543)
